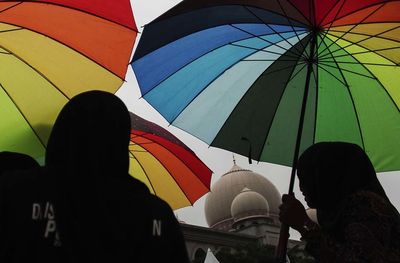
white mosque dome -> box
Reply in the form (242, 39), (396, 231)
(204, 164), (281, 228)
(231, 188), (269, 222)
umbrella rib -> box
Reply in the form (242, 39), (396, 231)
(320, 0), (399, 27)
(318, 61), (377, 79)
(319, 46), (400, 63)
(340, 54), (400, 115)
(0, 44), (70, 100)
(229, 24), (302, 58)
(260, 61), (307, 77)
(163, 38), (305, 125)
(0, 2), (22, 14)
(285, 0), (313, 25)
(1, 22), (127, 83)
(286, 62), (307, 82)
(131, 139), (198, 206)
(242, 5), (305, 57)
(318, 2), (388, 58)
(133, 133), (211, 190)
(311, 61), (318, 145)
(243, 59), (302, 62)
(5, 0), (138, 32)
(229, 43), (300, 60)
(0, 28), (23, 34)
(317, 0), (348, 51)
(257, 40), (310, 160)
(0, 82), (47, 149)
(318, 25), (400, 61)
(129, 153), (158, 196)
(316, 0), (343, 28)
(322, 41), (366, 149)
(276, 0), (310, 57)
(321, 60), (397, 67)
(317, 64), (349, 86)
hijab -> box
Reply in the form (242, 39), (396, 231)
(297, 142), (391, 230)
(45, 91), (134, 260)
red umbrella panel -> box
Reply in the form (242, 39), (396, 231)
(0, 0), (137, 160)
(129, 112), (212, 210)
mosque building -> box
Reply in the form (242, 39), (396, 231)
(180, 162), (304, 262)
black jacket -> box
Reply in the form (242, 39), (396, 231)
(0, 167), (189, 263)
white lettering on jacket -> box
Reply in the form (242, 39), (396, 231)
(32, 202), (61, 246)
(153, 219), (162, 236)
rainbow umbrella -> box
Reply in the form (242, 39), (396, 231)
(0, 0), (137, 160)
(131, 0), (400, 258)
(129, 112), (212, 210)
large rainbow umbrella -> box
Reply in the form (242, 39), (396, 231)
(131, 0), (400, 258)
(0, 0), (137, 160)
(129, 112), (212, 210)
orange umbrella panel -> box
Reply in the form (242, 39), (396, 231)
(128, 112), (212, 210)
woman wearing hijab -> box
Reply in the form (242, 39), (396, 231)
(279, 142), (400, 262)
(0, 91), (189, 262)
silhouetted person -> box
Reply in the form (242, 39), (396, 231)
(0, 91), (189, 262)
(279, 142), (400, 263)
(0, 151), (39, 176)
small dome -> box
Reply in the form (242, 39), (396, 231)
(205, 164), (281, 228)
(231, 188), (269, 221)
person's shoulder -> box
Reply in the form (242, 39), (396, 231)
(345, 190), (396, 219)
(0, 166), (47, 188)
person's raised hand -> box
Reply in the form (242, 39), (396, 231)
(279, 194), (308, 233)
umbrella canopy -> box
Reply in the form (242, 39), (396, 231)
(132, 0), (400, 173)
(0, 0), (137, 160)
(129, 112), (212, 210)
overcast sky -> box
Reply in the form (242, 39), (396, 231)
(117, 1), (400, 238)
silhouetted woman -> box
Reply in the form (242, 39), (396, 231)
(0, 91), (189, 262)
(279, 142), (400, 262)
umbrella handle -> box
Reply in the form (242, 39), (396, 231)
(275, 223), (290, 263)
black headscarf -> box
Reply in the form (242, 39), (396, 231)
(45, 91), (134, 260)
(0, 151), (39, 175)
(297, 142), (392, 229)
(46, 90), (131, 177)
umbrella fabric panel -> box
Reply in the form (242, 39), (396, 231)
(315, 40), (364, 147)
(0, 83), (47, 159)
(0, 2), (136, 79)
(133, 23), (305, 94)
(326, 35), (400, 113)
(133, 4), (307, 60)
(172, 34), (308, 145)
(0, 27), (123, 98)
(131, 134), (209, 204)
(212, 36), (311, 162)
(28, 0), (137, 29)
(129, 141), (196, 210)
(324, 1), (400, 27)
(130, 113), (191, 150)
(133, 131), (212, 188)
(0, 44), (68, 158)
(144, 32), (307, 123)
(152, 0), (309, 25)
(326, 28), (400, 65)
(316, 36), (400, 172)
(259, 60), (317, 167)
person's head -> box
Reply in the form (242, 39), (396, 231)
(297, 142), (386, 210)
(0, 151), (39, 175)
(45, 90), (131, 177)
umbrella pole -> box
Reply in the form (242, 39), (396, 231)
(275, 30), (317, 263)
